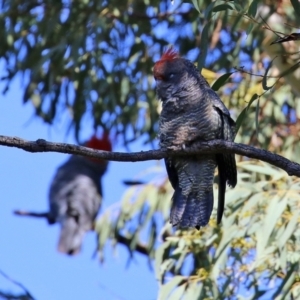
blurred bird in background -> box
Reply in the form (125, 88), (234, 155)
(14, 133), (112, 255)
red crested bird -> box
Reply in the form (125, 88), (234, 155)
(15, 133), (112, 255)
(153, 48), (237, 229)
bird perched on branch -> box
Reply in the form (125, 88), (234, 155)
(153, 48), (237, 229)
(15, 133), (112, 255)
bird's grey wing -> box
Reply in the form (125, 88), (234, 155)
(216, 154), (227, 223)
(207, 89), (237, 223)
(207, 88), (237, 186)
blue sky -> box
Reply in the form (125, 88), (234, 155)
(0, 73), (159, 299)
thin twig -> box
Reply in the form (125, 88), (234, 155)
(14, 210), (51, 222)
(234, 66), (278, 78)
(116, 234), (149, 256)
(13, 209), (150, 257)
(0, 269), (35, 300)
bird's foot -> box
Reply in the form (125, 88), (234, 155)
(167, 144), (186, 151)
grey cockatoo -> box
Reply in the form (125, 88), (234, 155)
(48, 134), (111, 254)
(15, 133), (111, 255)
(153, 48), (237, 229)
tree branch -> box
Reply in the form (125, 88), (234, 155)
(0, 269), (35, 300)
(13, 209), (150, 257)
(1, 134), (300, 177)
(116, 234), (149, 256)
(14, 210), (51, 222)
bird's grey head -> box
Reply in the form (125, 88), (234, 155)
(153, 48), (200, 101)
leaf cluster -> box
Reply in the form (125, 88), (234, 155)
(0, 0), (198, 143)
(98, 161), (300, 299)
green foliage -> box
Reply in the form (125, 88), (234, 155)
(97, 161), (300, 299)
(0, 0), (198, 143)
(95, 164), (171, 262)
(96, 1), (300, 298)
(2, 0), (299, 153)
(235, 93), (258, 134)
(211, 72), (234, 91)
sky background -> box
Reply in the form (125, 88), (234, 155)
(0, 72), (160, 299)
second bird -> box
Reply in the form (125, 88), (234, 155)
(48, 133), (112, 255)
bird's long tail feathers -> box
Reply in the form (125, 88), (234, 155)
(222, 115), (237, 188)
(57, 218), (86, 255)
(216, 154), (226, 224)
(224, 152), (237, 188)
(215, 113), (237, 224)
(170, 156), (216, 228)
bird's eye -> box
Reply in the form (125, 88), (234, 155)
(168, 73), (175, 79)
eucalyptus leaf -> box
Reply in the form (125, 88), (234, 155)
(211, 72), (234, 91)
(248, 0), (259, 18)
(159, 276), (185, 300)
(291, 0), (300, 17)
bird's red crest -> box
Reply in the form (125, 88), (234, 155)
(154, 48), (179, 79)
(86, 133), (112, 152)
(159, 48), (179, 62)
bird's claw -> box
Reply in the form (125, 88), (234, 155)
(167, 144), (186, 151)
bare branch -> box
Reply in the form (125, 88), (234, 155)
(1, 134), (300, 177)
(14, 210), (50, 221)
(0, 269), (35, 300)
(13, 210), (150, 259)
(234, 66), (279, 78)
(116, 234), (149, 256)
(13, 209), (150, 257)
